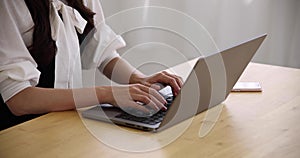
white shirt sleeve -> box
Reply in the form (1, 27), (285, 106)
(0, 0), (40, 102)
(81, 0), (126, 72)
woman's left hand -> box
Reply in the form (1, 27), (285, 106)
(133, 71), (183, 96)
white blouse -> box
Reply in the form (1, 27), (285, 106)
(0, 0), (126, 102)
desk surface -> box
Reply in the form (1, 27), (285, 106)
(0, 62), (300, 158)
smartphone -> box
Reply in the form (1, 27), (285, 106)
(232, 82), (262, 92)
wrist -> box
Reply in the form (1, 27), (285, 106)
(96, 86), (112, 104)
(129, 73), (147, 84)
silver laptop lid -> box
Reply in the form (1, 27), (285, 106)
(158, 34), (267, 131)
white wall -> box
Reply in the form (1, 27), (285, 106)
(100, 0), (300, 69)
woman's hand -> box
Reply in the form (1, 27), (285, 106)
(131, 71), (183, 96)
(101, 57), (183, 115)
(97, 84), (167, 115)
(103, 57), (183, 95)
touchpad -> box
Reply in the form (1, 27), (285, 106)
(98, 104), (123, 118)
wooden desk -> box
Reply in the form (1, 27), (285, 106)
(0, 63), (299, 158)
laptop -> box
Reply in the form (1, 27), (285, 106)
(82, 34), (267, 131)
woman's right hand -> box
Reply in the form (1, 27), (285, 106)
(97, 84), (167, 115)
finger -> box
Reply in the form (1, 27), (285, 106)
(175, 75), (184, 87)
(153, 82), (166, 90)
(126, 102), (151, 116)
(147, 92), (168, 111)
(137, 84), (167, 105)
(141, 81), (161, 90)
(133, 94), (160, 111)
(163, 72), (184, 88)
(133, 92), (167, 111)
(158, 73), (181, 96)
(150, 83), (162, 90)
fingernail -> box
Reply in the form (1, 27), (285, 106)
(163, 106), (168, 111)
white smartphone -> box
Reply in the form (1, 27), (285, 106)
(232, 82), (262, 92)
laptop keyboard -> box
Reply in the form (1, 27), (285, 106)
(115, 96), (174, 125)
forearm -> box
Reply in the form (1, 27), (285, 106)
(102, 57), (146, 84)
(6, 86), (108, 116)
